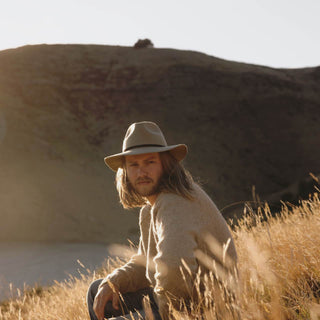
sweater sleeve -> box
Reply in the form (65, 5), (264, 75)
(152, 197), (199, 319)
(99, 237), (151, 293)
(99, 207), (151, 293)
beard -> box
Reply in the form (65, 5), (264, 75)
(131, 177), (162, 197)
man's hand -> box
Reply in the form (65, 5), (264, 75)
(93, 282), (120, 320)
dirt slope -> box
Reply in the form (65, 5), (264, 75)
(0, 44), (319, 241)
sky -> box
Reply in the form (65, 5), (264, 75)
(1, 0), (319, 68)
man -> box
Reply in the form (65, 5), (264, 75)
(87, 121), (238, 320)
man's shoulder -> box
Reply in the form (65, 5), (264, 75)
(155, 183), (208, 210)
(139, 204), (152, 223)
(155, 190), (191, 207)
(154, 183), (220, 219)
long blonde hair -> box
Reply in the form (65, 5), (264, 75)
(116, 151), (195, 209)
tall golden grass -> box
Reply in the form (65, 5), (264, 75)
(1, 194), (320, 320)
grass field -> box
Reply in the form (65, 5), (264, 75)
(1, 194), (320, 320)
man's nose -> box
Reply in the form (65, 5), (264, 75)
(137, 165), (147, 177)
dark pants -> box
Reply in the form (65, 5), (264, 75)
(87, 279), (162, 320)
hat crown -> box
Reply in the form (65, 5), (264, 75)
(122, 121), (168, 152)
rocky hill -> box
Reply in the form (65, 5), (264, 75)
(0, 44), (319, 242)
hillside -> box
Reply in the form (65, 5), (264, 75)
(0, 44), (319, 242)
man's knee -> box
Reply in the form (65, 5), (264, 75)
(87, 278), (103, 303)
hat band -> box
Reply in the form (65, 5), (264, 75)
(124, 144), (165, 152)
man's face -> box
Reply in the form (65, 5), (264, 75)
(125, 152), (163, 198)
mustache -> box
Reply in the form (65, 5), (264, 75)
(135, 177), (153, 184)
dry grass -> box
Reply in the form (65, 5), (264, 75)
(1, 194), (320, 320)
(233, 194), (320, 320)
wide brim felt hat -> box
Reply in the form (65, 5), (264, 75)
(104, 121), (188, 171)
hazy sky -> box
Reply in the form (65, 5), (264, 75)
(1, 0), (319, 68)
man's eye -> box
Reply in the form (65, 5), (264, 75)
(130, 163), (138, 167)
(148, 161), (155, 164)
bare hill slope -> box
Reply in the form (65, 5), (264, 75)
(0, 44), (319, 242)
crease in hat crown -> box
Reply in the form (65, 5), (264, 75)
(104, 121), (188, 171)
(123, 121), (168, 151)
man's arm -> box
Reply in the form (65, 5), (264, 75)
(93, 206), (151, 319)
(99, 238), (150, 293)
(153, 202), (199, 320)
(93, 239), (150, 320)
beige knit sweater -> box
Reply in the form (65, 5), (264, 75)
(101, 183), (237, 319)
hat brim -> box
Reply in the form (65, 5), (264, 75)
(104, 144), (188, 171)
